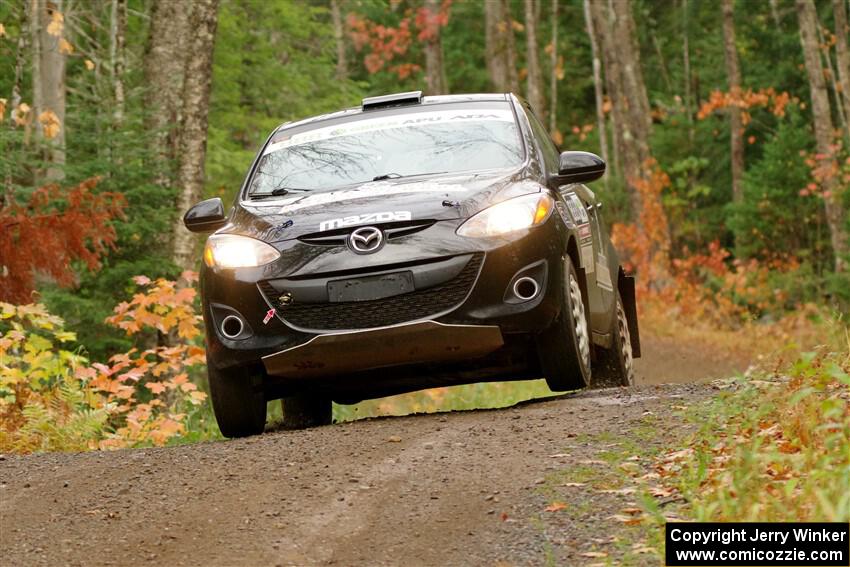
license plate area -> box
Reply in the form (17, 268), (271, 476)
(327, 271), (415, 302)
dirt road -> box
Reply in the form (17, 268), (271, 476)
(1, 336), (747, 566)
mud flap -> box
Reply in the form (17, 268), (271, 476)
(618, 270), (641, 358)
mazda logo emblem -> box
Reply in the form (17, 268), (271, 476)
(349, 226), (383, 254)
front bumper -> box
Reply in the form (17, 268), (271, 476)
(262, 320), (504, 378)
(201, 216), (567, 378)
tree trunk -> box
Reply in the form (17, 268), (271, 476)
(330, 0), (348, 81)
(722, 0), (744, 203)
(502, 0), (520, 93)
(682, 0), (694, 144)
(31, 0), (66, 182)
(172, 0), (220, 271)
(832, 0), (850, 137)
(548, 0), (558, 133)
(591, 0), (651, 216)
(583, 0), (610, 182)
(817, 20), (848, 136)
(143, 0), (190, 188)
(523, 0), (545, 118)
(110, 0), (126, 127)
(422, 0), (448, 95)
(5, 4), (27, 204)
(797, 0), (848, 273)
(485, 0), (509, 91)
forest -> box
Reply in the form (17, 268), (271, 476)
(0, 0), (848, 451)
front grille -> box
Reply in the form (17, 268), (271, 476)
(298, 219), (436, 246)
(259, 253), (483, 331)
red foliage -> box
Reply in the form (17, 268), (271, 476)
(0, 178), (125, 303)
(346, 1), (451, 78)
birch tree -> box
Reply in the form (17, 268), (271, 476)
(583, 0), (610, 180)
(796, 0), (848, 272)
(143, 0), (190, 188)
(523, 0), (545, 118)
(330, 0), (348, 80)
(722, 0), (743, 202)
(31, 0), (67, 181)
(422, 0), (448, 95)
(172, 0), (220, 271)
(832, 0), (850, 136)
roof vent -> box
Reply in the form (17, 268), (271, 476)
(361, 91), (423, 111)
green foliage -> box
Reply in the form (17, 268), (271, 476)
(729, 108), (825, 263)
(206, 0), (363, 201)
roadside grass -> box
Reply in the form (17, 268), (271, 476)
(649, 343), (850, 524)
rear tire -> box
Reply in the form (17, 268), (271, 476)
(592, 292), (635, 388)
(207, 365), (267, 438)
(537, 257), (592, 391)
(282, 396), (333, 429)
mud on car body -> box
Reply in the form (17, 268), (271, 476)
(184, 91), (641, 437)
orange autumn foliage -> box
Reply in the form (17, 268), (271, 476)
(697, 87), (794, 125)
(1, 272), (207, 452)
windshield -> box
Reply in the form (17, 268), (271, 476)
(247, 105), (523, 196)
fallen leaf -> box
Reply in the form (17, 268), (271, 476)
(578, 459), (606, 465)
(548, 453), (571, 458)
(621, 507), (642, 515)
(544, 502), (568, 512)
(387, 435), (402, 443)
(607, 514), (643, 525)
(561, 482), (586, 487)
(499, 512), (509, 522)
(0, 23), (6, 38)
(598, 487), (637, 495)
(85, 59), (95, 70)
(580, 551), (608, 558)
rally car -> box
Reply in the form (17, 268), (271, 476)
(184, 91), (640, 437)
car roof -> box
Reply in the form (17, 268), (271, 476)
(274, 93), (515, 134)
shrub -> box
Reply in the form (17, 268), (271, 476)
(0, 272), (209, 453)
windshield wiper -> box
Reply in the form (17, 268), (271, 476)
(371, 171), (448, 182)
(249, 187), (312, 199)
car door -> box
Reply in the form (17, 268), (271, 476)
(572, 184), (615, 329)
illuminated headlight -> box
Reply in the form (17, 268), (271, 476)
(456, 193), (554, 238)
(203, 234), (280, 268)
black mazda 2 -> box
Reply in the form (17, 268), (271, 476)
(183, 92), (641, 437)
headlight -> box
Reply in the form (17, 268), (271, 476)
(456, 193), (554, 238)
(203, 234), (280, 268)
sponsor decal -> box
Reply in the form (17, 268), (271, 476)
(578, 223), (593, 244)
(320, 211), (411, 232)
(263, 308), (276, 325)
(565, 194), (589, 225)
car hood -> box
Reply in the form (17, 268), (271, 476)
(224, 170), (543, 242)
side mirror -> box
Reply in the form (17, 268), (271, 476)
(183, 197), (227, 233)
(551, 151), (606, 185)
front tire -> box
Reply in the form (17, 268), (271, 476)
(207, 365), (267, 438)
(536, 257), (592, 391)
(592, 293), (635, 388)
